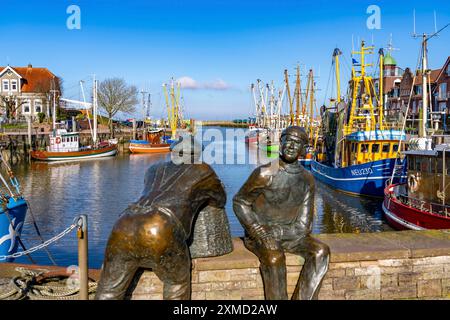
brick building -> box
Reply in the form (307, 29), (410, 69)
(381, 54), (450, 133)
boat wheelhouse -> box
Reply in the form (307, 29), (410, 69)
(383, 145), (450, 230)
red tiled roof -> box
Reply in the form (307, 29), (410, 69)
(414, 69), (441, 85)
(0, 66), (57, 93)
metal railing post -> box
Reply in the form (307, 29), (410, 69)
(77, 215), (89, 300)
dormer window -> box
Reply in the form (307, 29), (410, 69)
(2, 80), (9, 92)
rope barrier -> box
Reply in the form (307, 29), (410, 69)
(0, 218), (78, 261)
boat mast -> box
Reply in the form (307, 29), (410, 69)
(379, 48), (384, 127)
(284, 69), (294, 125)
(295, 65), (301, 126)
(251, 83), (259, 127)
(309, 69), (315, 145)
(92, 75), (98, 145)
(333, 48), (342, 104)
(420, 34), (429, 138)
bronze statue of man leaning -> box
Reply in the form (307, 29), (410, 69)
(95, 136), (232, 300)
(233, 126), (330, 300)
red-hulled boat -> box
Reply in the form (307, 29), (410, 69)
(383, 146), (450, 230)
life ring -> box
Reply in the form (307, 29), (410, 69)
(55, 137), (61, 144)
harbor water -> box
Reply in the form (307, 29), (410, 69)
(13, 127), (392, 268)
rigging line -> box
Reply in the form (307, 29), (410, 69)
(388, 39), (424, 186)
(427, 22), (450, 41)
(323, 57), (334, 106)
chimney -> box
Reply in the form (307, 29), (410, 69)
(27, 63), (32, 69)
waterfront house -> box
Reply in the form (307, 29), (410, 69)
(0, 64), (61, 122)
(380, 55), (450, 133)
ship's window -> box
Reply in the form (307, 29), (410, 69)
(360, 144), (369, 153)
(430, 158), (435, 174)
(372, 144), (380, 153)
(446, 156), (450, 175)
(437, 158), (443, 174)
(421, 158), (429, 172)
(351, 143), (356, 153)
(382, 144), (390, 153)
(392, 144), (399, 152)
(408, 157), (415, 170)
(415, 157), (421, 171)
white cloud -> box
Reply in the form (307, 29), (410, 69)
(177, 76), (201, 89)
(204, 78), (230, 90)
(176, 76), (231, 90)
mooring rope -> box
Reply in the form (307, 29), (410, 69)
(0, 267), (97, 300)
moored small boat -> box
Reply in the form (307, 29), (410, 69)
(383, 144), (450, 230)
(129, 143), (170, 153)
(30, 128), (118, 161)
(31, 143), (118, 161)
(128, 129), (171, 154)
(0, 155), (28, 262)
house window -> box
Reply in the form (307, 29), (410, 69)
(10, 80), (17, 92)
(447, 64), (450, 75)
(415, 85), (422, 95)
(22, 99), (31, 114)
(2, 80), (9, 92)
(34, 99), (42, 113)
(439, 83), (447, 99)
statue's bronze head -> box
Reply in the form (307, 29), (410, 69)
(280, 126), (308, 163)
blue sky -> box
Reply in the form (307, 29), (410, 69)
(1, 0), (450, 120)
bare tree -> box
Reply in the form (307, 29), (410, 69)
(97, 78), (138, 137)
(0, 95), (25, 123)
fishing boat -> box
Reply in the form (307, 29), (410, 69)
(31, 125), (117, 161)
(129, 129), (171, 153)
(129, 79), (183, 154)
(383, 32), (450, 230)
(383, 146), (450, 230)
(311, 43), (406, 197)
(245, 125), (264, 144)
(31, 77), (118, 161)
(0, 153), (28, 262)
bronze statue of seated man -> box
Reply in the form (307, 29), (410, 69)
(95, 136), (231, 300)
(233, 126), (330, 300)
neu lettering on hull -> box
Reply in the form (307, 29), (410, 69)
(311, 158), (406, 197)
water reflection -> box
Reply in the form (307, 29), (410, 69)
(12, 127), (391, 268)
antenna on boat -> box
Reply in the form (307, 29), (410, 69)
(412, 9), (450, 138)
(434, 10), (438, 35)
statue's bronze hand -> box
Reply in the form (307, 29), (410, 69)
(260, 236), (281, 251)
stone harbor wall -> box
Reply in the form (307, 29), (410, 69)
(131, 229), (450, 300)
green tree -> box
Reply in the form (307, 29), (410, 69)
(97, 78), (138, 137)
